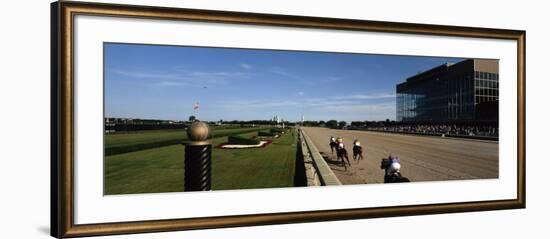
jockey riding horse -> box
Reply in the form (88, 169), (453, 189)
(380, 155), (410, 183)
(336, 137), (351, 169)
(352, 139), (363, 162)
(329, 136), (337, 155)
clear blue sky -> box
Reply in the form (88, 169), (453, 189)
(104, 43), (464, 122)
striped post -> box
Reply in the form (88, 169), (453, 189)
(184, 121), (211, 191)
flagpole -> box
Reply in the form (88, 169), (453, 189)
(193, 102), (199, 121)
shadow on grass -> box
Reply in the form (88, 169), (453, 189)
(294, 141), (307, 187)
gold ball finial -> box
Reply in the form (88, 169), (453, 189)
(187, 121), (210, 142)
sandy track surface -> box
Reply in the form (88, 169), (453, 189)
(301, 127), (498, 184)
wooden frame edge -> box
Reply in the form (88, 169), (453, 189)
(50, 1), (60, 238)
(517, 31), (526, 208)
(52, 1), (527, 237)
(62, 199), (523, 237)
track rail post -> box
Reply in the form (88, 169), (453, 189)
(184, 121), (212, 191)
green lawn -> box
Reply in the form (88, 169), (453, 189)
(104, 129), (298, 195)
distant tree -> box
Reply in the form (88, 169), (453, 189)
(338, 121), (347, 128)
(319, 120), (326, 126)
(189, 115), (196, 122)
(303, 121), (320, 126)
(326, 120), (338, 128)
(350, 121), (363, 127)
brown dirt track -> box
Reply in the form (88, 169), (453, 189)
(301, 127), (498, 184)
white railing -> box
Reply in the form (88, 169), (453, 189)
(299, 129), (342, 186)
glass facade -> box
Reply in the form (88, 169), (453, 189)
(474, 71), (499, 104)
(396, 60), (498, 123)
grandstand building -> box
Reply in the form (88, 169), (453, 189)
(396, 59), (498, 123)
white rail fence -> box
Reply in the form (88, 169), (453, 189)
(299, 129), (342, 186)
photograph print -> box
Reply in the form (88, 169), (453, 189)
(103, 43), (498, 195)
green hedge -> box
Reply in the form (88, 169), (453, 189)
(105, 128), (265, 156)
(105, 139), (184, 156)
(270, 128), (285, 133)
(227, 135), (261, 145)
(258, 131), (276, 137)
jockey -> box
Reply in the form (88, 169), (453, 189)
(336, 137), (351, 167)
(352, 139), (363, 161)
(329, 136), (337, 154)
(383, 155), (409, 183)
(386, 155), (401, 175)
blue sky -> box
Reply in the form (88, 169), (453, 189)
(104, 43), (464, 122)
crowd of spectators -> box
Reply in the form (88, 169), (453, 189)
(364, 124), (498, 137)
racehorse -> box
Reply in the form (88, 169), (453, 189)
(380, 156), (410, 183)
(336, 140), (351, 169)
(329, 136), (337, 155)
(352, 140), (363, 162)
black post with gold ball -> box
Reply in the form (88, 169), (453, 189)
(184, 121), (212, 191)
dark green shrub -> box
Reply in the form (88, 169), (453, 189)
(227, 135), (260, 145)
(106, 127), (266, 156)
(270, 128), (284, 133)
(258, 131), (276, 137)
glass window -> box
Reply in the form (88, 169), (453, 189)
(475, 71), (480, 78)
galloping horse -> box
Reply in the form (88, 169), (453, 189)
(329, 136), (337, 155)
(336, 137), (351, 169)
(380, 155), (410, 183)
(352, 139), (364, 162)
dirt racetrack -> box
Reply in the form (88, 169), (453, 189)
(301, 127), (498, 184)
